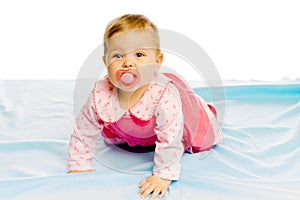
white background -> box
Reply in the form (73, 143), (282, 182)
(0, 0), (299, 81)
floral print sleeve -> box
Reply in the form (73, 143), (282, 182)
(67, 90), (103, 171)
(153, 83), (185, 180)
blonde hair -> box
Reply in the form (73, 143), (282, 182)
(103, 14), (160, 56)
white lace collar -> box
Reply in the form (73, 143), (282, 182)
(93, 75), (169, 123)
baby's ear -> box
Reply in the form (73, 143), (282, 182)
(156, 52), (164, 65)
(102, 56), (107, 65)
(154, 53), (163, 73)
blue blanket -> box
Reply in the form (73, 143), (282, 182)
(0, 80), (299, 200)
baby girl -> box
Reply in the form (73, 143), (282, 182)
(67, 14), (222, 200)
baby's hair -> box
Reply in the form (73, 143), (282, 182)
(103, 14), (160, 56)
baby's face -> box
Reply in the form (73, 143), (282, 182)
(104, 29), (163, 92)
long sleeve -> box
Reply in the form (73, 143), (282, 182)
(153, 83), (184, 180)
(67, 91), (103, 171)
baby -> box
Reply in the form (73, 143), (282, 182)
(68, 14), (222, 200)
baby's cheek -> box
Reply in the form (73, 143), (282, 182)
(107, 74), (118, 87)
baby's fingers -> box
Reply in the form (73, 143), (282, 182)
(139, 179), (147, 188)
(159, 188), (168, 199)
(139, 184), (154, 198)
(150, 187), (163, 200)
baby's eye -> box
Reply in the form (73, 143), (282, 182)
(136, 52), (144, 57)
(113, 54), (122, 59)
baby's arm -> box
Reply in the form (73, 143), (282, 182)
(139, 84), (184, 199)
(67, 91), (103, 173)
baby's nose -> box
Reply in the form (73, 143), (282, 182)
(123, 63), (132, 68)
(122, 60), (134, 68)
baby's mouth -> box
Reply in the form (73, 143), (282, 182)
(116, 69), (140, 88)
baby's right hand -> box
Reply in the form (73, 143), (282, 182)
(68, 169), (96, 174)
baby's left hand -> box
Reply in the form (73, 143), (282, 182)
(139, 175), (171, 200)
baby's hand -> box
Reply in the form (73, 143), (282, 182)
(139, 175), (171, 200)
(68, 169), (96, 174)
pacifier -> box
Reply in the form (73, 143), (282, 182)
(121, 73), (134, 85)
(116, 69), (140, 88)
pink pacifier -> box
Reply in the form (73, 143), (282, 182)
(120, 73), (134, 85)
(116, 69), (140, 88)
